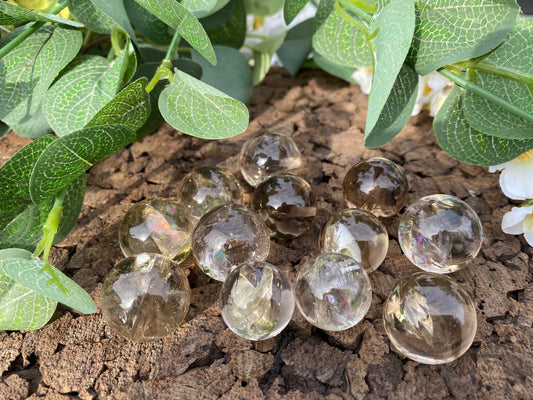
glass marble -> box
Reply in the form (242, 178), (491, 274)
(191, 204), (270, 282)
(240, 131), (302, 186)
(343, 157), (408, 217)
(295, 253), (372, 331)
(119, 198), (193, 262)
(100, 253), (191, 342)
(398, 194), (483, 274)
(177, 166), (243, 222)
(251, 173), (317, 239)
(221, 261), (294, 341)
(383, 272), (477, 364)
(319, 208), (389, 273)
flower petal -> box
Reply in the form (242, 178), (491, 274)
(499, 165), (533, 200)
(523, 230), (533, 246)
(501, 206), (533, 234)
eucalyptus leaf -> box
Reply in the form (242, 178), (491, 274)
(284, 0), (309, 25)
(181, 0), (219, 17)
(67, 0), (120, 34)
(0, 122), (9, 139)
(0, 248), (96, 314)
(159, 69), (249, 139)
(191, 45), (252, 103)
(30, 125), (136, 203)
(313, 53), (357, 83)
(133, 0), (217, 65)
(277, 18), (314, 76)
(124, 0), (174, 45)
(90, 0), (138, 46)
(201, 0), (246, 49)
(408, 0), (520, 75)
(0, 1), (84, 27)
(365, 0), (415, 141)
(9, 106), (52, 139)
(249, 32), (286, 85)
(434, 86), (533, 166)
(244, 0), (284, 16)
(0, 25), (82, 131)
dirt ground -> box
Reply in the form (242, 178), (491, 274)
(0, 68), (532, 400)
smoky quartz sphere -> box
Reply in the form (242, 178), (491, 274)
(343, 157), (408, 217)
(240, 131), (302, 186)
(177, 166), (243, 222)
(295, 253), (372, 331)
(191, 204), (270, 282)
(398, 194), (483, 274)
(252, 173), (317, 239)
(100, 253), (191, 342)
(383, 272), (477, 364)
(119, 198), (193, 262)
(221, 261), (294, 341)
(320, 208), (389, 273)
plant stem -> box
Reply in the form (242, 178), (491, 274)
(334, 2), (371, 38)
(165, 30), (181, 61)
(146, 30), (181, 93)
(0, 1), (68, 61)
(339, 0), (373, 24)
(438, 67), (533, 124)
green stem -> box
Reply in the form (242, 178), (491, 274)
(146, 30), (181, 93)
(471, 61), (533, 85)
(165, 30), (181, 61)
(438, 67), (533, 124)
(339, 0), (373, 24)
(0, 1), (68, 61)
(334, 2), (371, 39)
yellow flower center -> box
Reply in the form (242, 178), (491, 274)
(517, 149), (533, 164)
(525, 213), (533, 231)
(422, 82), (433, 96)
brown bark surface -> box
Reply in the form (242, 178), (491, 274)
(1, 68), (532, 399)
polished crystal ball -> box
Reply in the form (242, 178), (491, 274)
(251, 173), (317, 239)
(319, 208), (389, 273)
(221, 261), (294, 341)
(295, 253), (372, 331)
(240, 131), (302, 186)
(398, 194), (483, 274)
(191, 204), (270, 282)
(177, 166), (243, 222)
(119, 198), (193, 262)
(383, 272), (477, 364)
(343, 157), (408, 217)
(100, 253), (191, 342)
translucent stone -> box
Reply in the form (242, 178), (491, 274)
(240, 131), (302, 186)
(221, 261), (294, 340)
(252, 173), (316, 239)
(383, 272), (477, 364)
(343, 157), (408, 217)
(295, 253), (372, 331)
(100, 253), (191, 342)
(320, 208), (389, 273)
(398, 194), (483, 274)
(177, 166), (243, 222)
(191, 204), (270, 282)
(119, 198), (193, 262)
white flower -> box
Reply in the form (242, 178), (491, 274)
(412, 72), (452, 117)
(351, 67), (373, 95)
(489, 150), (533, 200)
(501, 205), (533, 246)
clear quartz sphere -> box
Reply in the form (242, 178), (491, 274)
(295, 253), (372, 331)
(191, 204), (270, 282)
(100, 253), (191, 342)
(240, 131), (302, 186)
(398, 194), (483, 274)
(319, 208), (389, 273)
(251, 173), (317, 239)
(383, 272), (477, 364)
(119, 198), (193, 262)
(177, 166), (243, 222)
(343, 157), (408, 217)
(221, 261), (294, 341)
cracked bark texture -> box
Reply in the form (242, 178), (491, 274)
(0, 68), (531, 400)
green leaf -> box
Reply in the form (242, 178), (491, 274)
(284, 0), (309, 24)
(0, 122), (9, 138)
(244, 0), (284, 16)
(365, 64), (419, 147)
(67, 0), (120, 33)
(408, 0), (520, 75)
(434, 86), (533, 166)
(0, 248), (96, 314)
(43, 53), (129, 136)
(201, 0), (246, 49)
(0, 266), (56, 331)
(89, 0), (138, 46)
(249, 32), (286, 85)
(30, 125), (136, 203)
(365, 0), (415, 141)
(191, 45), (252, 103)
(0, 25), (82, 130)
(181, 0), (219, 17)
(159, 69), (249, 139)
(277, 18), (314, 76)
(312, 0), (372, 68)
(124, 0), (174, 45)
(133, 0), (217, 65)
(0, 134), (55, 230)
(463, 71), (533, 139)
(8, 106), (52, 139)
(313, 53), (357, 83)
(87, 78), (151, 133)
(0, 2), (84, 27)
